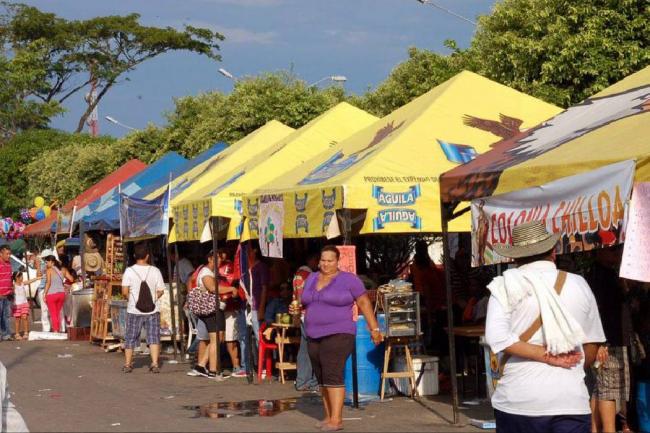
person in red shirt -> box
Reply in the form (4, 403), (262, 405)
(0, 246), (14, 340)
(217, 249), (246, 377)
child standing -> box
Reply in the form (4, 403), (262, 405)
(13, 271), (36, 340)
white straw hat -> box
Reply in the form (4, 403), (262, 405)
(493, 220), (560, 259)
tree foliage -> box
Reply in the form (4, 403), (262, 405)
(24, 134), (117, 204)
(0, 2), (224, 133)
(0, 129), (77, 215)
(468, 0), (649, 107)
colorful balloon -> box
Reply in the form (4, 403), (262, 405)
(42, 205), (51, 217)
(35, 209), (46, 221)
(30, 207), (38, 219)
(34, 196), (45, 208)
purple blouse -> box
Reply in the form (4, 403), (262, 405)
(302, 271), (366, 339)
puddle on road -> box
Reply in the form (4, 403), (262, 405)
(184, 396), (320, 419)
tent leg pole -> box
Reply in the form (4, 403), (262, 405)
(173, 243), (186, 359)
(441, 200), (460, 425)
(342, 209), (359, 410)
(211, 217), (222, 374)
(165, 236), (179, 360)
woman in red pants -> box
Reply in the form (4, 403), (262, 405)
(43, 256), (73, 333)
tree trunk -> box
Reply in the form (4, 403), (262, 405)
(74, 81), (114, 133)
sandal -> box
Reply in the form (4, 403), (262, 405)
(122, 364), (133, 373)
(320, 423), (343, 431)
(149, 364), (161, 374)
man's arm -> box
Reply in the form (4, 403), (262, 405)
(583, 343), (599, 368)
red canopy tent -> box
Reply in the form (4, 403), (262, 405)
(23, 159), (148, 237)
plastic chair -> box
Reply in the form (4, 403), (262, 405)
(257, 322), (277, 381)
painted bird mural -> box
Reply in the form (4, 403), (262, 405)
(442, 84), (650, 203)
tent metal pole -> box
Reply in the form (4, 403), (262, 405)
(164, 235), (179, 360)
(440, 197), (460, 425)
(211, 216), (222, 374)
(342, 209), (360, 410)
(173, 242), (186, 359)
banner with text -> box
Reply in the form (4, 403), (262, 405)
(471, 160), (635, 267)
(120, 190), (169, 241)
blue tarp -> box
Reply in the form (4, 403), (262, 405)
(119, 191), (169, 240)
(81, 143), (227, 231)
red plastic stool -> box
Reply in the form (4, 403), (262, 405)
(258, 323), (277, 381)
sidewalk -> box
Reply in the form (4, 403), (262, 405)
(0, 340), (492, 432)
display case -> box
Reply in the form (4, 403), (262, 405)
(382, 291), (420, 338)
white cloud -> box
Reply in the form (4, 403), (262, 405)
(217, 26), (277, 44)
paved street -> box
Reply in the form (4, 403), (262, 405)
(1, 339), (492, 432)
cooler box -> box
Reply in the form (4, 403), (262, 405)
(109, 300), (128, 340)
(394, 355), (439, 396)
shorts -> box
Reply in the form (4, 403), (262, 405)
(308, 333), (355, 388)
(13, 303), (30, 318)
(587, 346), (630, 412)
(198, 310), (225, 334)
(196, 317), (209, 341)
(494, 409), (590, 433)
(125, 313), (161, 349)
(224, 311), (239, 342)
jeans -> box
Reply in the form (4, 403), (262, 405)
(251, 311), (261, 367)
(295, 320), (318, 390)
(235, 309), (248, 372)
(0, 298), (12, 339)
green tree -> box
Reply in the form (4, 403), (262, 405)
(469, 0), (650, 107)
(0, 2), (224, 132)
(24, 134), (117, 205)
(110, 124), (169, 165)
(161, 72), (348, 156)
(0, 43), (63, 143)
(0, 129), (75, 216)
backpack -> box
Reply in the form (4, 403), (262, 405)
(134, 267), (156, 314)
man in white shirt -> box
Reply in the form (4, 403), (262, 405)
(121, 242), (166, 374)
(485, 221), (606, 433)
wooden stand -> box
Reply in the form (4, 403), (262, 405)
(380, 336), (417, 400)
(89, 235), (125, 347)
(271, 323), (300, 384)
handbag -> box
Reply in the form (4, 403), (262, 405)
(187, 266), (217, 316)
(630, 332), (647, 365)
(135, 267), (156, 313)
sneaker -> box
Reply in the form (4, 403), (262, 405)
(232, 368), (247, 378)
(206, 371), (227, 381)
(187, 365), (209, 377)
(222, 369), (232, 377)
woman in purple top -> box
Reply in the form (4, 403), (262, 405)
(302, 245), (382, 432)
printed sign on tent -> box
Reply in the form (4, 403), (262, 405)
(259, 194), (284, 258)
(119, 190), (169, 240)
(620, 183), (650, 282)
(336, 245), (357, 274)
(470, 160), (635, 267)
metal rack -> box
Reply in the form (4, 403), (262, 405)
(382, 292), (421, 338)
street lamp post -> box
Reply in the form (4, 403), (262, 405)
(416, 0), (477, 26)
(105, 115), (137, 131)
(309, 75), (347, 87)
(218, 68), (239, 81)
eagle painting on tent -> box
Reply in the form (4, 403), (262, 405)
(443, 84), (650, 202)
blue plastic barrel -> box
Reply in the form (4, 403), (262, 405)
(343, 314), (386, 399)
(638, 381), (650, 433)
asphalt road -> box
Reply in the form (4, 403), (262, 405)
(1, 339), (491, 432)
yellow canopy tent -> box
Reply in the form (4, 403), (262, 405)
(172, 102), (378, 241)
(145, 120), (295, 203)
(440, 66), (650, 205)
(244, 71), (561, 237)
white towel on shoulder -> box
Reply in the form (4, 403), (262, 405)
(488, 268), (585, 355)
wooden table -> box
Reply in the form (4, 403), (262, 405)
(448, 324), (486, 400)
(451, 325), (485, 338)
(269, 322), (301, 384)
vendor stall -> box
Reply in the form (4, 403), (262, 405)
(439, 66), (650, 424)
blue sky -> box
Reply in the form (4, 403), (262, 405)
(20, 0), (496, 137)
